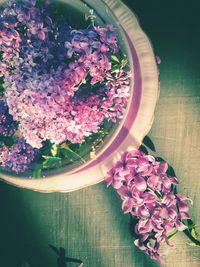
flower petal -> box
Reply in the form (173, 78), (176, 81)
(122, 197), (133, 213)
(134, 176), (147, 191)
(176, 220), (188, 231)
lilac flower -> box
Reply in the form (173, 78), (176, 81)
(65, 35), (90, 58)
(94, 24), (119, 53)
(16, 6), (31, 23)
(103, 69), (130, 122)
(0, 144), (9, 164)
(2, 14), (129, 149)
(0, 0), (130, 173)
(0, 100), (17, 136)
(106, 149), (193, 263)
(29, 22), (49, 40)
(2, 138), (37, 173)
(1, 15), (18, 28)
(156, 55), (161, 65)
(63, 62), (87, 95)
(65, 29), (98, 58)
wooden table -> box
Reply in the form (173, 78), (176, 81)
(0, 0), (200, 266)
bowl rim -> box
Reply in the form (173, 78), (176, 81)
(0, 0), (159, 192)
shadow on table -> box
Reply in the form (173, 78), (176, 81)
(0, 174), (160, 267)
(0, 182), (54, 267)
(49, 245), (83, 267)
(67, 181), (160, 267)
(101, 184), (160, 267)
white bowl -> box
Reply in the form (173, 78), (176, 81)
(0, 0), (159, 192)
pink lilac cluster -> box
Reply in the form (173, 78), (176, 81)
(0, 0), (130, 149)
(106, 150), (192, 263)
(0, 99), (17, 136)
(0, 138), (37, 173)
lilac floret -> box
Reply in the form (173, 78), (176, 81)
(2, 138), (37, 173)
(0, 143), (9, 164)
(0, 100), (17, 136)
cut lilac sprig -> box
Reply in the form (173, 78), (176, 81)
(106, 149), (199, 263)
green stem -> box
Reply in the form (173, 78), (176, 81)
(183, 228), (200, 246)
(183, 218), (200, 246)
(61, 144), (86, 163)
(67, 147), (86, 163)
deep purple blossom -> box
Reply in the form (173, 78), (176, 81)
(94, 24), (119, 53)
(106, 149), (192, 263)
(29, 22), (49, 40)
(0, 100), (17, 136)
(1, 138), (37, 173)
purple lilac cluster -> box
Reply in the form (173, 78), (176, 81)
(0, 138), (37, 173)
(0, 99), (17, 136)
(0, 98), (37, 173)
(0, 143), (9, 164)
(106, 150), (192, 263)
(0, 0), (130, 149)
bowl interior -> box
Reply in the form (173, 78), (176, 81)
(0, 0), (159, 192)
(0, 0), (134, 179)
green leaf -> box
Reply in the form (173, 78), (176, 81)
(191, 227), (200, 239)
(0, 77), (4, 97)
(42, 156), (62, 169)
(0, 135), (16, 147)
(187, 223), (196, 230)
(0, 51), (3, 61)
(139, 144), (148, 154)
(185, 219), (199, 239)
(32, 164), (42, 178)
(0, 87), (4, 97)
(142, 135), (156, 152)
(111, 64), (120, 72)
(77, 141), (92, 157)
(60, 144), (86, 163)
(51, 143), (59, 157)
(167, 164), (177, 177)
(167, 231), (178, 240)
(111, 54), (120, 63)
(183, 225), (200, 246)
(121, 58), (128, 68)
